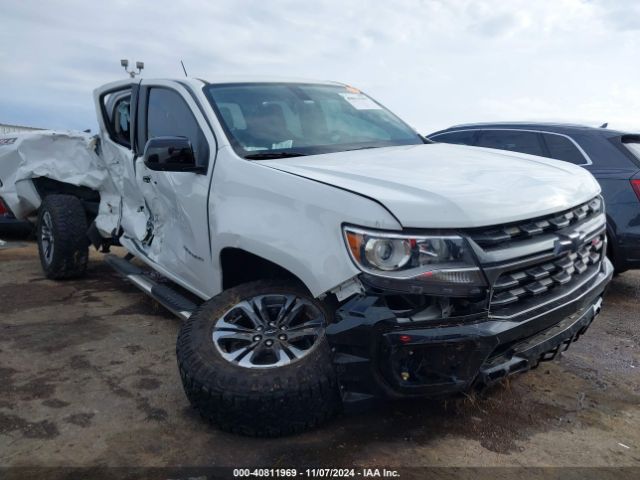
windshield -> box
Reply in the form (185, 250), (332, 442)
(203, 83), (423, 158)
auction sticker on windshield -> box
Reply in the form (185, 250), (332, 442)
(339, 93), (382, 110)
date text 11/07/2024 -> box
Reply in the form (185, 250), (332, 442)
(232, 468), (401, 478)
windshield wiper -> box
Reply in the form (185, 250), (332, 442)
(244, 152), (308, 160)
(344, 146), (380, 152)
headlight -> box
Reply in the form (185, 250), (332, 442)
(364, 237), (412, 271)
(344, 226), (487, 295)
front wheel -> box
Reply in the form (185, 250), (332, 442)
(176, 280), (341, 436)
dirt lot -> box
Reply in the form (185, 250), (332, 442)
(0, 240), (639, 470)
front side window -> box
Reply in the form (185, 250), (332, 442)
(203, 83), (423, 158)
(430, 130), (477, 146)
(147, 88), (209, 167)
(476, 130), (545, 156)
(542, 133), (587, 164)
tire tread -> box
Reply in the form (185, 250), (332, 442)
(176, 280), (341, 437)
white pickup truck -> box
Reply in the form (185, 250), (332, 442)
(0, 77), (613, 436)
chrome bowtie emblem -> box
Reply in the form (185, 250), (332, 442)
(554, 231), (587, 256)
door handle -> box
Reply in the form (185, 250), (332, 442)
(142, 176), (151, 183)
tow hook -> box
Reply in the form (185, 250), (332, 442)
(593, 297), (603, 315)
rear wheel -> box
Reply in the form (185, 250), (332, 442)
(176, 280), (341, 436)
(37, 195), (89, 279)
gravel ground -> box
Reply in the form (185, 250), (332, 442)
(0, 240), (638, 470)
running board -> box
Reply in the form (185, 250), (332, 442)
(104, 254), (197, 321)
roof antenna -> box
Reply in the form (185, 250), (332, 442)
(180, 60), (188, 77)
(600, 122), (608, 128)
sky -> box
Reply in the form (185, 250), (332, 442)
(0, 0), (638, 134)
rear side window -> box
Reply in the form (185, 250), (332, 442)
(430, 130), (477, 145)
(147, 88), (209, 168)
(102, 89), (132, 148)
(113, 97), (131, 146)
(542, 133), (587, 164)
(476, 130), (545, 156)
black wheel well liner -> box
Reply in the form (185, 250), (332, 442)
(605, 218), (627, 273)
(33, 178), (101, 219)
(220, 248), (308, 292)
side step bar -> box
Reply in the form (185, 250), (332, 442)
(105, 254), (198, 321)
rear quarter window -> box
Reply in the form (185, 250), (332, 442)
(541, 133), (587, 165)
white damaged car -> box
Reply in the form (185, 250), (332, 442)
(0, 77), (613, 436)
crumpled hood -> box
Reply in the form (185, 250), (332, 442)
(262, 143), (601, 228)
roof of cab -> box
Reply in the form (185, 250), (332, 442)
(97, 76), (346, 94)
(197, 75), (343, 86)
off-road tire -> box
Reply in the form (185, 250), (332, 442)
(37, 194), (89, 279)
(176, 280), (341, 437)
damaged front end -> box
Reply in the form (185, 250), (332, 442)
(327, 197), (614, 408)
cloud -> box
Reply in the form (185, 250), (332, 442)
(469, 13), (523, 38)
(0, 0), (637, 133)
(593, 0), (640, 31)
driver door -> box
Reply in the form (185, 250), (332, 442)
(133, 81), (217, 295)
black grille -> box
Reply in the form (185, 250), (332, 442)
(490, 234), (604, 310)
(469, 197), (603, 248)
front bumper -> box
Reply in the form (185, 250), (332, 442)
(326, 257), (613, 407)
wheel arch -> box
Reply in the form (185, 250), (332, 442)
(30, 179), (102, 231)
(33, 178), (100, 207)
(605, 214), (627, 273)
(219, 247), (311, 293)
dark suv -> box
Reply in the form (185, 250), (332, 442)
(428, 123), (640, 273)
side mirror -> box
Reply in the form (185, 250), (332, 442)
(143, 136), (205, 173)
